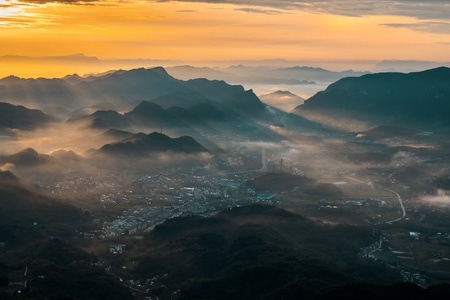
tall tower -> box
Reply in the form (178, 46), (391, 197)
(261, 147), (267, 171)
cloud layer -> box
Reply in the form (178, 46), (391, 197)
(153, 0), (450, 20)
(5, 1), (450, 34)
(18, 0), (96, 4)
(5, 0), (450, 21)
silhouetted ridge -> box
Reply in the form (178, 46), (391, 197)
(0, 66), (267, 123)
(99, 132), (208, 156)
(0, 102), (56, 130)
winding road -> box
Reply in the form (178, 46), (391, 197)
(345, 176), (406, 224)
(384, 188), (406, 224)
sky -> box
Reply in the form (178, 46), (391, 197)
(0, 0), (450, 77)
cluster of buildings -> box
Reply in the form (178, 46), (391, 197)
(49, 168), (274, 240)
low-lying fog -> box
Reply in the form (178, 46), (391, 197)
(1, 108), (447, 212)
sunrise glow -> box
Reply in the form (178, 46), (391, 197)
(0, 0), (449, 77)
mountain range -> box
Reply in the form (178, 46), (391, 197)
(67, 97), (281, 147)
(3, 66), (450, 152)
(0, 67), (266, 118)
(166, 65), (368, 89)
(372, 60), (447, 72)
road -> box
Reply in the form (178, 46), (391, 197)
(384, 188), (406, 223)
(345, 175), (406, 224)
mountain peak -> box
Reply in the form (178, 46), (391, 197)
(145, 131), (171, 141)
(131, 101), (165, 115)
(0, 75), (22, 82)
(150, 66), (171, 76)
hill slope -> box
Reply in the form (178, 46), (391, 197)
(294, 67), (450, 129)
(0, 170), (90, 248)
(133, 205), (410, 299)
(0, 102), (56, 130)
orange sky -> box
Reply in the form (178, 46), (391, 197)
(0, 0), (449, 77)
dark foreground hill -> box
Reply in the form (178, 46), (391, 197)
(294, 67), (450, 129)
(0, 170), (90, 248)
(0, 171), (132, 299)
(127, 204), (450, 300)
(0, 238), (133, 300)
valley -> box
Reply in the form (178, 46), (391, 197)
(1, 66), (450, 299)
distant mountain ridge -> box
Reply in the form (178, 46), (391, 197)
(0, 67), (265, 118)
(167, 64), (367, 87)
(372, 60), (450, 72)
(294, 67), (450, 129)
